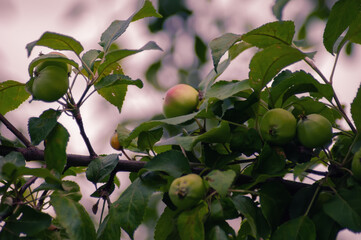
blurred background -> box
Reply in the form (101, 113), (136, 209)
(1, 0), (361, 239)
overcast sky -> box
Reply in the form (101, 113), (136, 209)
(1, 0), (360, 239)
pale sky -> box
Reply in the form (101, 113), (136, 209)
(1, 0), (360, 239)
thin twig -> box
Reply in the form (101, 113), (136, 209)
(71, 107), (97, 158)
(19, 176), (38, 196)
(0, 113), (32, 148)
(304, 57), (357, 134)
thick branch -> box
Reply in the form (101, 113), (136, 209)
(1, 145), (311, 193)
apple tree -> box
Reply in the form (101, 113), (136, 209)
(1, 0), (361, 239)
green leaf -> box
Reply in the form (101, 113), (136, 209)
(154, 207), (178, 240)
(205, 170), (236, 197)
(195, 35), (207, 64)
(95, 74), (143, 90)
(177, 202), (208, 240)
(253, 143), (285, 175)
(99, 18), (133, 51)
(57, 180), (82, 202)
(28, 54), (79, 77)
(44, 123), (69, 174)
(312, 211), (340, 240)
(207, 225), (229, 240)
(242, 21), (295, 48)
(0, 80), (30, 115)
(259, 181), (291, 230)
(1, 205), (51, 236)
(249, 44), (305, 91)
(86, 154), (119, 184)
(0, 152), (25, 181)
(26, 32), (84, 57)
(232, 195), (270, 239)
(28, 109), (61, 145)
(104, 178), (155, 239)
(96, 207), (121, 240)
(351, 83), (361, 132)
(345, 13), (361, 46)
(99, 0), (161, 52)
(132, 0), (162, 22)
(323, 0), (361, 54)
(270, 70), (334, 106)
(97, 82), (127, 113)
(209, 33), (241, 71)
(145, 60), (162, 90)
(323, 186), (361, 232)
(237, 219), (254, 240)
(144, 150), (191, 178)
(271, 215), (316, 240)
(205, 80), (250, 100)
(138, 128), (163, 151)
(230, 127), (263, 157)
(157, 121), (231, 151)
(81, 49), (101, 75)
(115, 125), (134, 147)
(199, 58), (231, 92)
(51, 193), (96, 240)
(17, 167), (62, 185)
(98, 41), (162, 76)
(123, 112), (198, 147)
(272, 0), (291, 20)
(228, 41), (253, 60)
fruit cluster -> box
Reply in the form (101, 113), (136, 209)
(260, 108), (333, 148)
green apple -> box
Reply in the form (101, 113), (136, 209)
(297, 114), (333, 148)
(169, 173), (207, 210)
(163, 84), (199, 118)
(35, 52), (72, 75)
(32, 65), (69, 102)
(352, 148), (361, 181)
(260, 108), (297, 145)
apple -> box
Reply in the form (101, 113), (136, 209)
(110, 132), (122, 150)
(297, 114), (333, 148)
(169, 173), (207, 210)
(32, 65), (69, 102)
(352, 148), (361, 181)
(260, 108), (297, 145)
(35, 52), (72, 76)
(163, 84), (199, 118)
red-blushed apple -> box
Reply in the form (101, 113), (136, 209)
(163, 84), (199, 118)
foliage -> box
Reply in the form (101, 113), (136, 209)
(1, 0), (361, 239)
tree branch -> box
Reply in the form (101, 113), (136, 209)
(71, 107), (97, 158)
(0, 113), (32, 148)
(1, 145), (311, 193)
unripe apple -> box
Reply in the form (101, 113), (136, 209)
(297, 114), (333, 148)
(163, 84), (199, 118)
(260, 108), (297, 145)
(32, 65), (69, 102)
(352, 148), (361, 181)
(110, 132), (122, 150)
(35, 52), (72, 75)
(169, 174), (207, 210)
